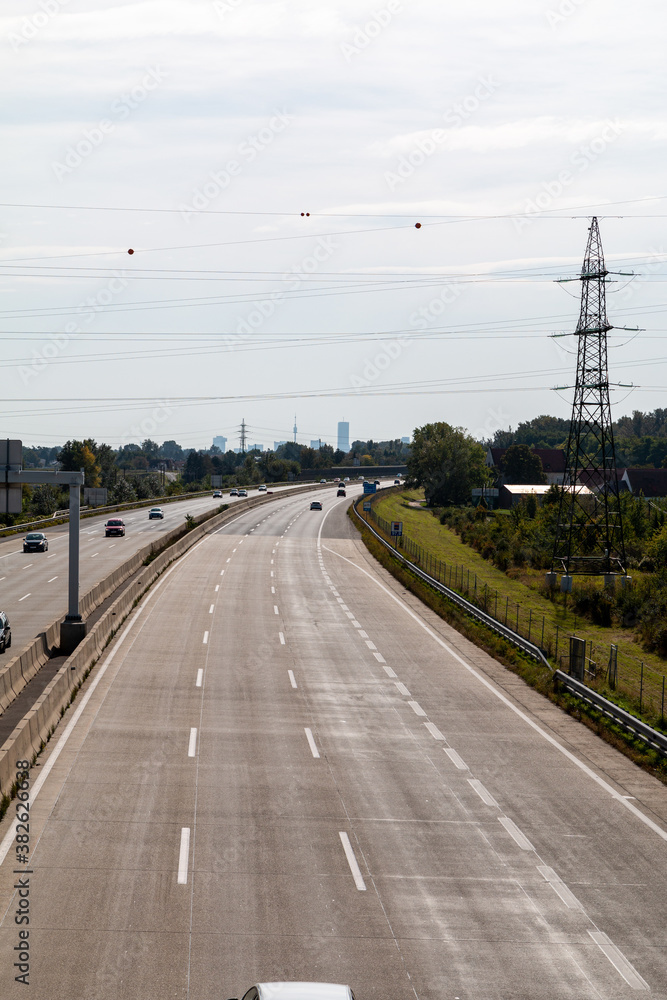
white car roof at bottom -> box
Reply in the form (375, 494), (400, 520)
(252, 985), (353, 1000)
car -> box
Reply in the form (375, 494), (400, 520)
(213, 490), (223, 498)
(0, 611), (11, 654)
(310, 500), (323, 510)
(229, 488), (239, 497)
(337, 488), (346, 497)
(374, 479), (380, 485)
(320, 478), (327, 483)
(358, 474), (364, 479)
(344, 476), (350, 481)
(148, 507), (164, 519)
(238, 489), (248, 497)
(104, 518), (125, 537)
(258, 484), (267, 491)
(23, 531), (48, 552)
(229, 983), (355, 1000)
(394, 478), (401, 485)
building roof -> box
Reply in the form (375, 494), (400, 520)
(500, 484), (591, 496)
(622, 467), (667, 497)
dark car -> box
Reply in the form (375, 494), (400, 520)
(148, 507), (164, 519)
(0, 611), (11, 654)
(310, 500), (323, 510)
(337, 488), (346, 497)
(23, 532), (48, 553)
(104, 518), (125, 537)
(229, 489), (239, 497)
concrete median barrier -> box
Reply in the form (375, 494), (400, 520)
(0, 484), (321, 801)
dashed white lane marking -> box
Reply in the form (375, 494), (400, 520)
(499, 816), (534, 852)
(0, 577), (4, 582)
(215, 585), (219, 592)
(588, 931), (649, 990)
(408, 700), (426, 717)
(424, 721), (445, 740)
(226, 558), (231, 563)
(22, 563), (33, 569)
(305, 728), (320, 758)
(468, 779), (499, 808)
(537, 866), (583, 910)
(220, 569), (224, 576)
(203, 631), (209, 644)
(395, 682), (411, 696)
(91, 552), (99, 558)
(383, 664), (397, 678)
(358, 630), (369, 638)
(188, 728), (198, 757)
(177, 828), (190, 884)
(18, 594), (30, 602)
(47, 576), (58, 583)
(196, 669), (203, 688)
(339, 832), (367, 891)
(47, 553), (57, 557)
(373, 652), (386, 664)
(271, 559), (274, 564)
(365, 639), (377, 650)
(288, 670), (297, 689)
(351, 620), (361, 628)
(444, 747), (469, 770)
(274, 605), (279, 615)
(108, 544), (115, 548)
(322, 541), (667, 845)
(209, 604), (214, 614)
(345, 611), (355, 619)
(340, 604), (349, 611)
(233, 547), (237, 553)
(239, 538), (244, 544)
(279, 632), (285, 644)
(270, 571), (274, 577)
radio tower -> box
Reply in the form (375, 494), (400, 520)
(293, 414), (297, 444)
(551, 217), (626, 584)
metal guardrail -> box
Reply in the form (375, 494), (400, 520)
(353, 499), (552, 669)
(555, 670), (667, 755)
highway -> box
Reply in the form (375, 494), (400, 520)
(0, 484), (665, 999)
(0, 484), (307, 649)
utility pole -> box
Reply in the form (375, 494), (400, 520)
(550, 217), (627, 589)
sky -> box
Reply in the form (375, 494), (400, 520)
(1, 0), (666, 452)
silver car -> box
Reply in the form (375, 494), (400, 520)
(230, 985), (355, 1000)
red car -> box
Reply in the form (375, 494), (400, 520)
(104, 518), (125, 537)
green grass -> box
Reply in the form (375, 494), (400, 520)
(369, 489), (667, 727)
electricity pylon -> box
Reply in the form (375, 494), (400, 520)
(239, 419), (247, 453)
(551, 217), (627, 579)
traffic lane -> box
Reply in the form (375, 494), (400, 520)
(0, 526), (238, 999)
(0, 485), (313, 642)
(188, 532), (416, 1000)
(308, 510), (666, 994)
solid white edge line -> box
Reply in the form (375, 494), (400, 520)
(339, 832), (367, 891)
(188, 728), (197, 757)
(499, 815), (535, 852)
(177, 827), (190, 884)
(0, 498), (283, 867)
(304, 728), (320, 758)
(196, 669), (203, 688)
(321, 543), (667, 844)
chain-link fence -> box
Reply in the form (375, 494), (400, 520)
(359, 501), (667, 728)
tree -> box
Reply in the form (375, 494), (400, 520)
(160, 440), (184, 461)
(502, 444), (547, 484)
(407, 422), (489, 506)
(57, 439), (101, 487)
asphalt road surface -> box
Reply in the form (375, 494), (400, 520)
(0, 484), (665, 1000)
(0, 484), (306, 649)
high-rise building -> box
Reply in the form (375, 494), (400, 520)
(401, 436), (411, 445)
(337, 421), (350, 452)
(212, 435), (228, 452)
(273, 440), (287, 451)
(310, 439), (322, 449)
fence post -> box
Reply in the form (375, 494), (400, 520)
(640, 662), (644, 712)
(662, 676), (665, 726)
(555, 624), (559, 660)
(528, 608), (532, 642)
(516, 603), (519, 633)
(541, 616), (545, 649)
(495, 590), (498, 618)
(505, 596), (509, 625)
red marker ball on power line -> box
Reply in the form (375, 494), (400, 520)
(127, 248), (134, 254)
(415, 223), (421, 229)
